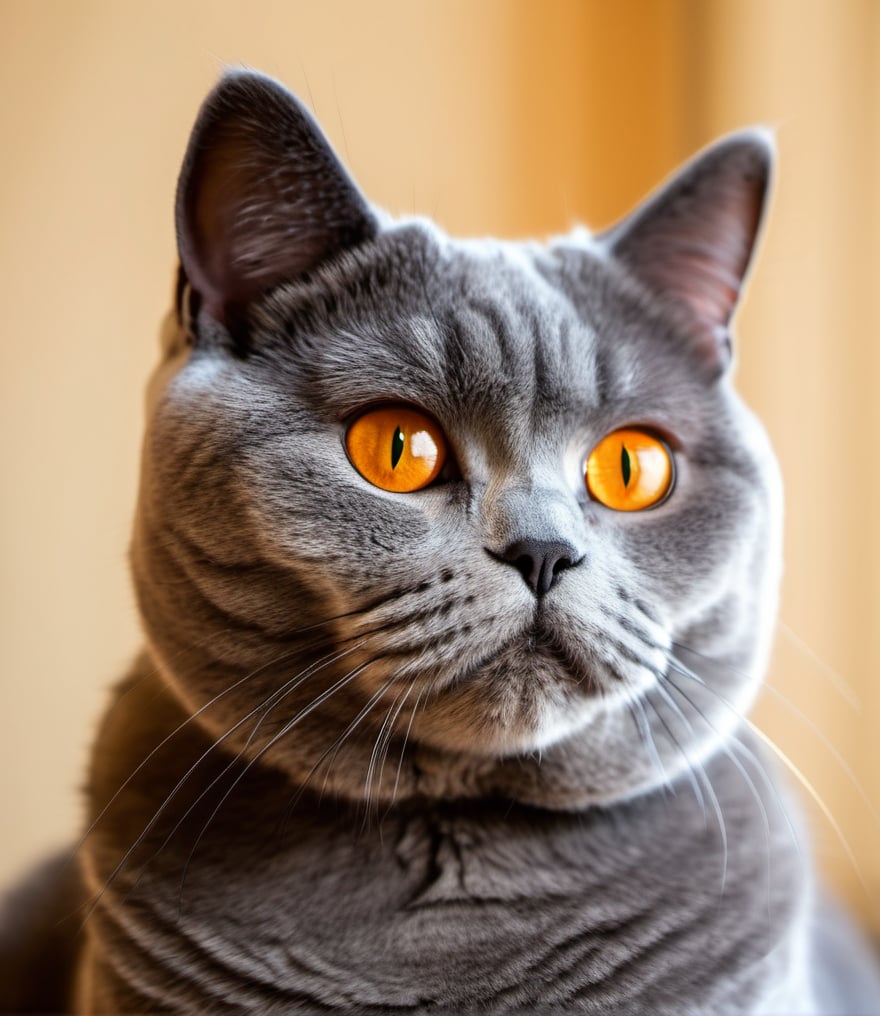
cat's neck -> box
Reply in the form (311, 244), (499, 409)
(81, 654), (812, 1015)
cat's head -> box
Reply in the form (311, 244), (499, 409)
(133, 70), (781, 809)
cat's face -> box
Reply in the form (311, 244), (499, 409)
(133, 72), (781, 807)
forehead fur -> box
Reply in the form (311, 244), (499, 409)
(226, 221), (729, 449)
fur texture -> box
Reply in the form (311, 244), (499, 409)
(3, 70), (879, 1014)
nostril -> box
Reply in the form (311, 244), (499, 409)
(552, 555), (572, 578)
(493, 539), (583, 597)
(510, 552), (536, 593)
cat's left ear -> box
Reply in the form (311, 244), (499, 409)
(176, 70), (377, 336)
(601, 130), (774, 374)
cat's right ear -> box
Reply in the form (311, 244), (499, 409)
(176, 70), (376, 335)
(600, 130), (774, 376)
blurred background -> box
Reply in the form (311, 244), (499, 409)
(1, 0), (878, 935)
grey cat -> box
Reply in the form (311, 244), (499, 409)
(3, 70), (879, 1014)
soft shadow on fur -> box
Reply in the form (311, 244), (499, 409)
(2, 71), (879, 1014)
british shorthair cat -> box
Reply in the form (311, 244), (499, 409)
(2, 70), (879, 1014)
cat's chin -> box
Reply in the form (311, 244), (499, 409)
(408, 633), (647, 757)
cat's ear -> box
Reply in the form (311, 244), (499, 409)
(176, 70), (376, 332)
(601, 130), (773, 373)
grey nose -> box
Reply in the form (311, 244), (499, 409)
(494, 539), (583, 597)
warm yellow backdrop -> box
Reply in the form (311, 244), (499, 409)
(1, 0), (878, 933)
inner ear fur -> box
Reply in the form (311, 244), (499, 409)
(176, 70), (376, 332)
(602, 129), (774, 372)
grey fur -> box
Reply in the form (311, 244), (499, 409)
(3, 70), (879, 1014)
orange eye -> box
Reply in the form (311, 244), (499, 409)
(346, 406), (448, 493)
(585, 429), (674, 511)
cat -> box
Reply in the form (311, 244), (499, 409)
(2, 68), (879, 1014)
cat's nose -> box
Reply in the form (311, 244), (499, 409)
(495, 538), (583, 597)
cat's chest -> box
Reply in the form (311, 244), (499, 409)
(93, 772), (808, 1013)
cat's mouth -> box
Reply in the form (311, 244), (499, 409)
(408, 623), (607, 755)
(448, 609), (651, 697)
(390, 597), (665, 756)
(506, 622), (601, 691)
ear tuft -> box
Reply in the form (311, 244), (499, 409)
(602, 129), (774, 371)
(176, 70), (376, 330)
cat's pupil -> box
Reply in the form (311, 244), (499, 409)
(621, 444), (632, 488)
(391, 427), (405, 470)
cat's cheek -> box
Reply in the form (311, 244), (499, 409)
(240, 460), (437, 575)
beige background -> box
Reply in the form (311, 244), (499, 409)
(2, 0), (878, 935)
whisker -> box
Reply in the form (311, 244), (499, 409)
(376, 681), (418, 801)
(689, 763), (729, 895)
(627, 699), (672, 795)
(665, 648), (706, 686)
(81, 640), (370, 928)
(175, 656), (381, 908)
(744, 718), (868, 896)
(90, 627), (234, 743)
(759, 680), (880, 832)
(389, 684), (427, 809)
(666, 654), (813, 860)
(128, 640), (374, 910)
(319, 676), (400, 804)
(776, 621), (861, 711)
(72, 642), (312, 862)
(662, 671), (770, 897)
(642, 690), (706, 822)
(362, 682), (412, 833)
(364, 681), (414, 821)
(657, 666), (798, 866)
(649, 673), (729, 891)
(279, 673), (401, 832)
(665, 666), (771, 846)
(676, 632), (861, 714)
(74, 596), (408, 870)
